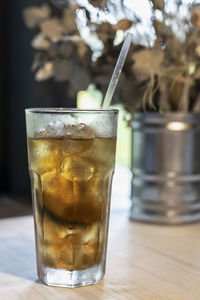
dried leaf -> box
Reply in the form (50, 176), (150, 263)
(113, 19), (133, 31)
(96, 23), (116, 43)
(193, 94), (200, 112)
(158, 23), (174, 41)
(88, 0), (107, 8)
(31, 34), (51, 50)
(191, 8), (200, 28)
(131, 49), (164, 81)
(78, 43), (88, 57)
(31, 53), (47, 72)
(72, 40), (89, 57)
(151, 0), (165, 11)
(195, 45), (200, 56)
(165, 37), (183, 63)
(62, 7), (77, 34)
(194, 69), (200, 79)
(53, 59), (72, 81)
(153, 20), (162, 37)
(40, 18), (63, 41)
(60, 42), (75, 58)
(23, 5), (50, 29)
(159, 79), (171, 112)
(169, 80), (183, 110)
(178, 81), (191, 112)
(48, 44), (60, 58)
(35, 62), (54, 81)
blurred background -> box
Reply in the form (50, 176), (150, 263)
(0, 0), (35, 211)
(0, 0), (77, 216)
(0, 0), (151, 217)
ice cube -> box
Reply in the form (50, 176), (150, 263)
(71, 180), (104, 223)
(61, 156), (95, 181)
(40, 213), (65, 268)
(43, 212), (62, 243)
(42, 213), (85, 269)
(29, 138), (62, 174)
(44, 239), (75, 269)
(41, 170), (74, 221)
(63, 123), (96, 140)
(40, 213), (102, 270)
(58, 225), (84, 269)
(58, 223), (82, 239)
(38, 121), (66, 137)
(90, 137), (116, 168)
(75, 222), (99, 268)
(63, 138), (94, 156)
(59, 222), (100, 269)
(82, 222), (99, 245)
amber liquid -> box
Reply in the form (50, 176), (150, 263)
(27, 136), (116, 271)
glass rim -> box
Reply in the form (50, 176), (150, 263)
(25, 107), (118, 114)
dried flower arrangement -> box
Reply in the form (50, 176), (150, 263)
(24, 0), (200, 113)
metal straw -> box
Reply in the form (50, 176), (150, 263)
(102, 33), (133, 108)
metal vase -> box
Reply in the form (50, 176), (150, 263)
(130, 112), (200, 224)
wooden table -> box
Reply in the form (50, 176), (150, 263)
(1, 211), (200, 300)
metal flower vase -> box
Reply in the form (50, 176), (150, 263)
(130, 113), (200, 224)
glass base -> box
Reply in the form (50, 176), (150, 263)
(38, 264), (104, 288)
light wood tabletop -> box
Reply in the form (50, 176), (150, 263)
(1, 211), (200, 300)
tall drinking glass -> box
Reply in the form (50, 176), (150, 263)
(25, 108), (118, 288)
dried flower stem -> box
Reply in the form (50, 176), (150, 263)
(178, 81), (192, 112)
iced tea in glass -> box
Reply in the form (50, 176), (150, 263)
(25, 108), (118, 288)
